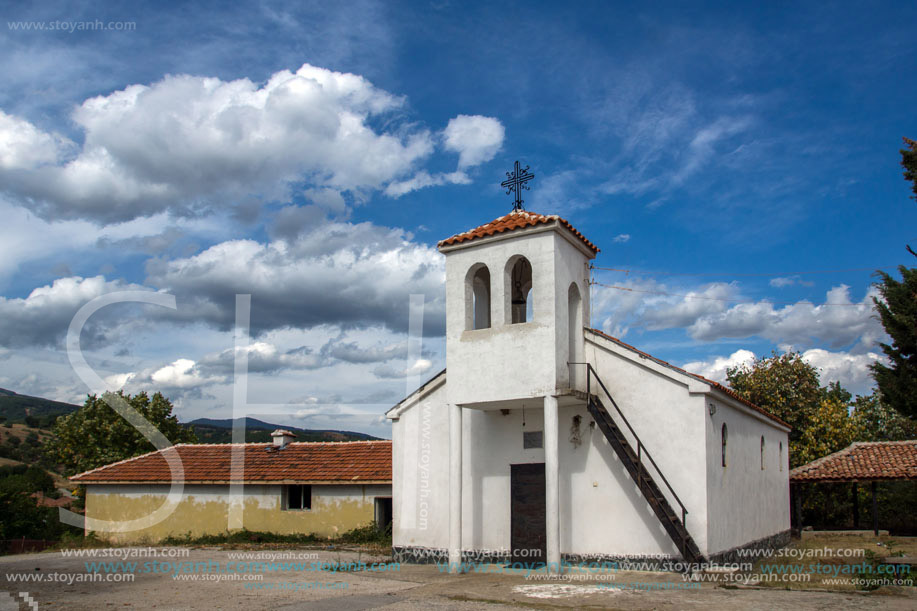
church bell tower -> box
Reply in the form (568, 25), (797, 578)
(437, 209), (599, 407)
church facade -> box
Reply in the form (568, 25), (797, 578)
(387, 210), (791, 570)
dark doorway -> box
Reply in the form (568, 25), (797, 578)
(510, 463), (546, 565)
(374, 497), (393, 533)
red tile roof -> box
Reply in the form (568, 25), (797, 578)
(70, 441), (392, 484)
(790, 441), (917, 483)
(587, 328), (791, 430)
(438, 210), (599, 254)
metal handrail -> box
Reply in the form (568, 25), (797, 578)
(569, 361), (689, 529)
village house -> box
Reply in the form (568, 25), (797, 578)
(71, 432), (392, 543)
(387, 209), (792, 570)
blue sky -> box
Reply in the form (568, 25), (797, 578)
(0, 1), (914, 437)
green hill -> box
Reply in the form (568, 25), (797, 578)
(0, 388), (81, 426)
(186, 417), (381, 443)
(0, 389), (382, 443)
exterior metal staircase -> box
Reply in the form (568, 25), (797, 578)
(573, 362), (705, 565)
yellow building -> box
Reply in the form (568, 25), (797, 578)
(70, 431), (392, 544)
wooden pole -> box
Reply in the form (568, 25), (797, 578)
(852, 482), (859, 529)
(871, 481), (878, 536)
(793, 483), (803, 532)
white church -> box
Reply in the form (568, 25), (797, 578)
(387, 207), (791, 570)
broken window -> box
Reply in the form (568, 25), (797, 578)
(285, 484), (312, 510)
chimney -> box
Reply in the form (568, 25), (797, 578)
(271, 429), (297, 449)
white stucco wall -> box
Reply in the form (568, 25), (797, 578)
(391, 377), (451, 549)
(584, 333), (710, 555)
(704, 397), (791, 554)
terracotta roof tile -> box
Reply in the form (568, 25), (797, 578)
(587, 328), (791, 429)
(70, 441), (391, 484)
(790, 441), (917, 483)
(438, 210), (599, 254)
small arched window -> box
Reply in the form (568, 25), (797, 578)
(760, 436), (766, 470)
(506, 256), (533, 324)
(779, 442), (784, 472)
(465, 264), (491, 330)
(721, 423), (728, 467)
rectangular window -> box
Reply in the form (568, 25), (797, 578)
(285, 484), (312, 510)
(523, 431), (543, 449)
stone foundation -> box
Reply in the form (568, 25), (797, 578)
(395, 530), (792, 571)
(707, 529), (792, 565)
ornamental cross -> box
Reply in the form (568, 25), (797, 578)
(501, 160), (535, 211)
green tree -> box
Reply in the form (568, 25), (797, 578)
(726, 352), (860, 468)
(46, 391), (197, 476)
(870, 265), (917, 420)
(794, 396), (859, 467)
(726, 351), (822, 441)
(851, 390), (917, 441)
(902, 137), (917, 200)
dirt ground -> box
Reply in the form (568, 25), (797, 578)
(0, 543), (914, 610)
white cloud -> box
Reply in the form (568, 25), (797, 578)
(769, 275), (814, 288)
(150, 358), (217, 389)
(373, 358), (432, 379)
(0, 64), (441, 222)
(613, 234), (631, 243)
(384, 170), (470, 198)
(641, 283), (733, 330)
(108, 357), (225, 396)
(443, 114), (505, 168)
(688, 285), (884, 349)
(682, 349), (756, 384)
(0, 110), (73, 169)
(672, 116), (752, 184)
(144, 219), (447, 335)
(198, 341), (326, 375)
(0, 275), (152, 348)
(321, 338), (407, 364)
(682, 347), (882, 397)
(800, 348), (882, 395)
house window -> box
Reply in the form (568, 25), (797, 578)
(285, 484), (312, 510)
(465, 264), (491, 330)
(779, 442), (784, 472)
(523, 431), (543, 449)
(506, 256), (533, 324)
(760, 436), (766, 470)
(721, 423), (728, 467)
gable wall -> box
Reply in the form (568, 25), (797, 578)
(585, 335), (710, 555)
(391, 380), (451, 550)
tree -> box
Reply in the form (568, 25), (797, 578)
(46, 391), (197, 476)
(793, 396), (859, 467)
(726, 352), (859, 468)
(902, 137), (917, 201)
(870, 265), (917, 420)
(851, 390), (917, 441)
(726, 351), (822, 442)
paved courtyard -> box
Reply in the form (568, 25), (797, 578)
(1, 547), (914, 610)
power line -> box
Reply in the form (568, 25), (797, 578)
(590, 265), (892, 278)
(591, 281), (874, 307)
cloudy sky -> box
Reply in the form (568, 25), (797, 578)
(1, 1), (914, 438)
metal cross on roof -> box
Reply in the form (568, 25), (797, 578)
(501, 160), (535, 211)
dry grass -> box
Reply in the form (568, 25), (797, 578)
(748, 533), (915, 591)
